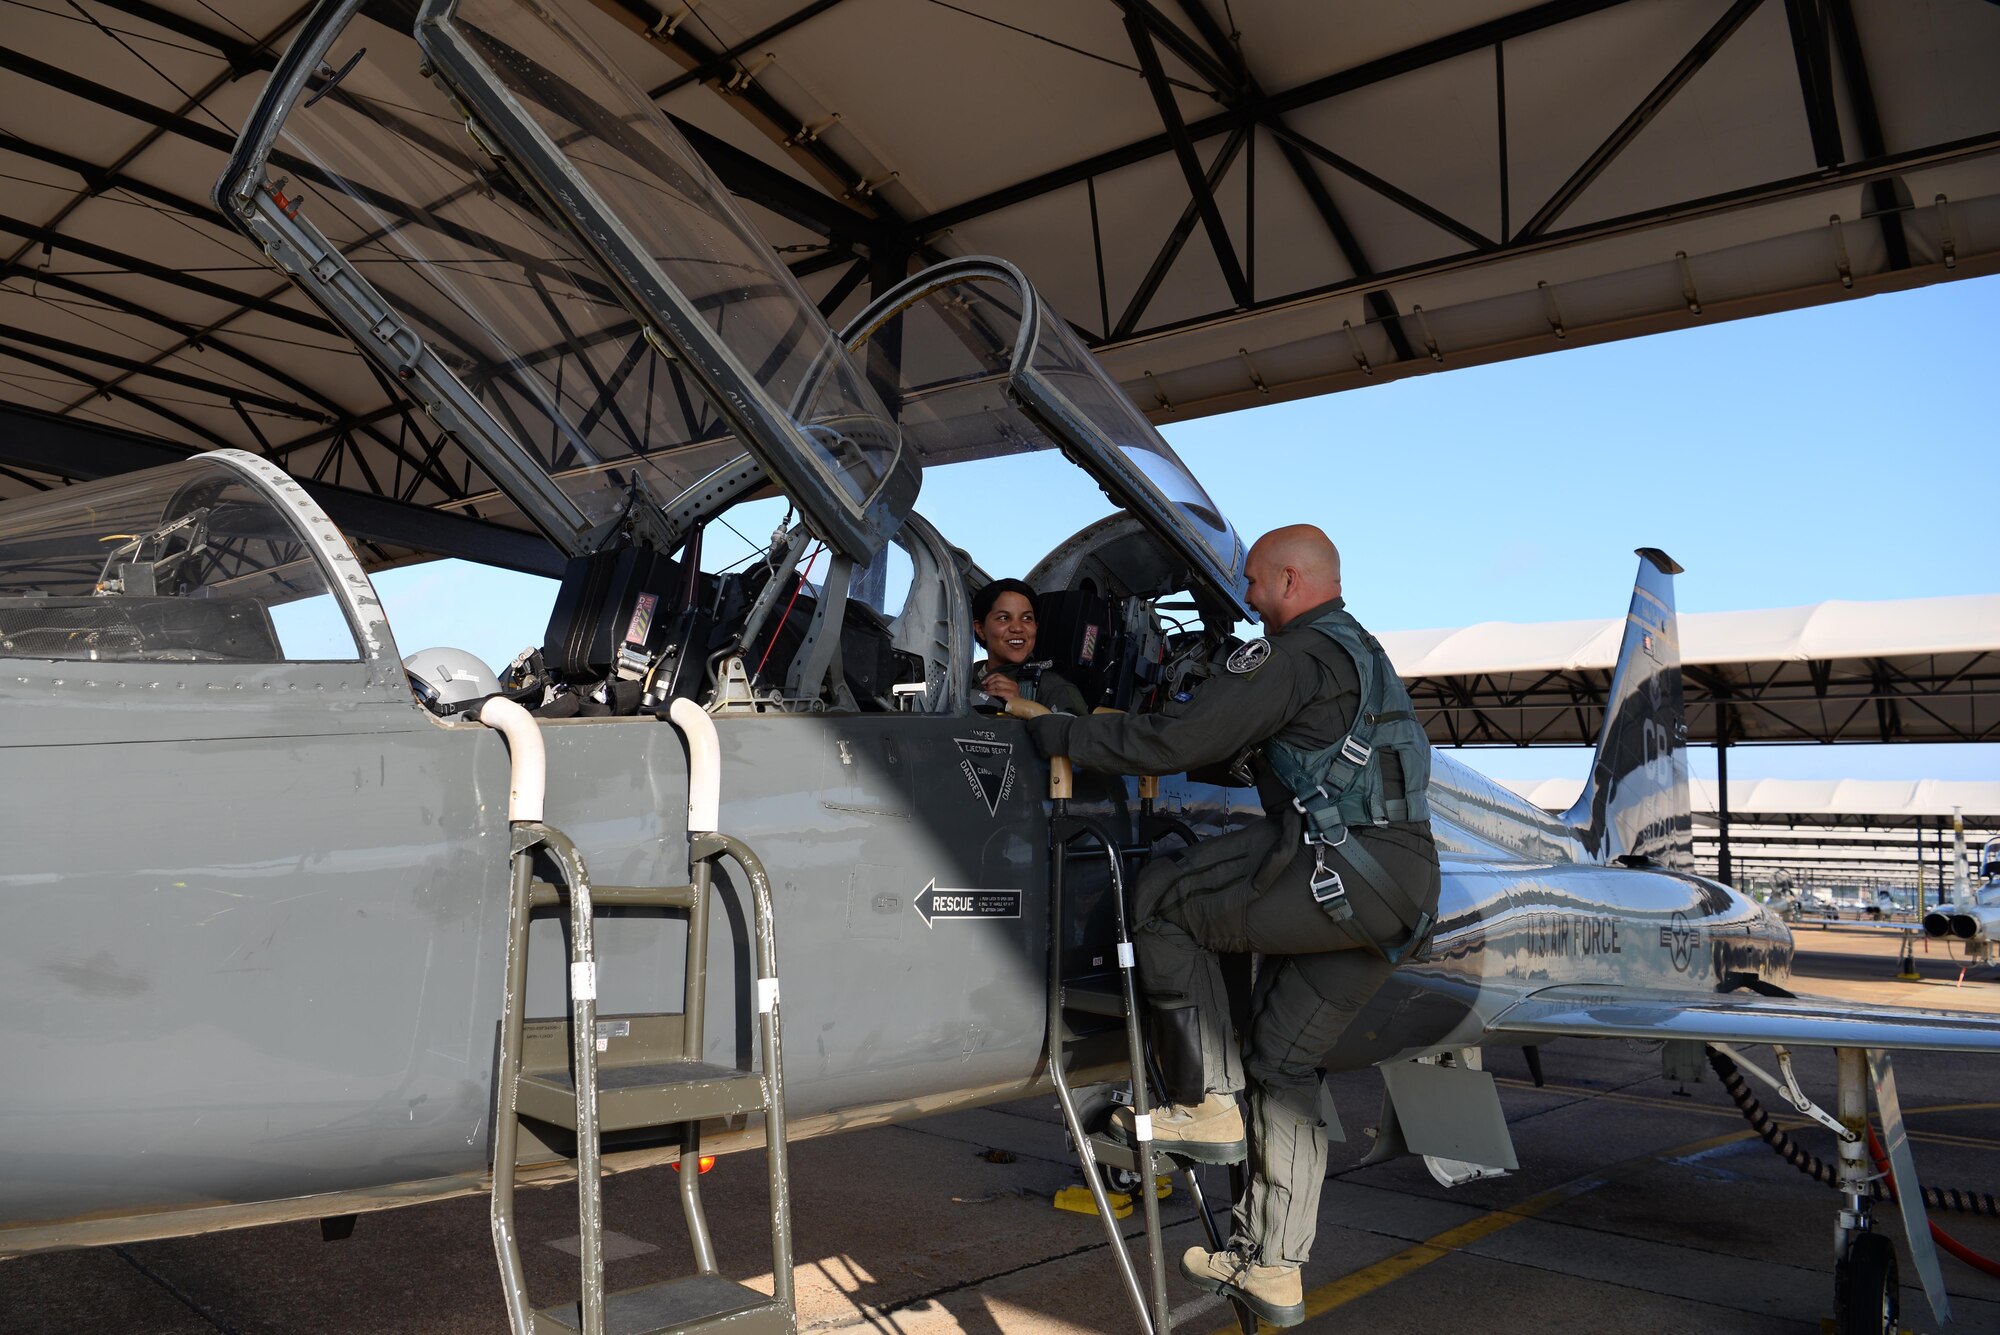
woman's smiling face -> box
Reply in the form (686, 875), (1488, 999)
(975, 591), (1037, 667)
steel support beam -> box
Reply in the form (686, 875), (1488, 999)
(912, 0), (1633, 240)
(1519, 0), (1765, 240)
(1161, 1), (1423, 360)
(0, 408), (563, 576)
(1113, 129), (1250, 339)
(1825, 0), (1912, 270)
(1782, 0), (1845, 170)
(1124, 13), (1251, 310)
(651, 0), (853, 99)
(1099, 129), (2000, 346)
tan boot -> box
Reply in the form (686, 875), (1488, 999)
(1107, 1091), (1246, 1164)
(1178, 1246), (1304, 1327)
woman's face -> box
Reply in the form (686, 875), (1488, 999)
(975, 592), (1037, 667)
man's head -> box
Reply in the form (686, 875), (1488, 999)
(1244, 525), (1342, 628)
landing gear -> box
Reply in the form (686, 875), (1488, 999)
(1835, 1232), (1899, 1335)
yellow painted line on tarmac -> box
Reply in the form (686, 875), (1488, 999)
(1208, 1127), (1757, 1335)
(1211, 1094), (2000, 1332)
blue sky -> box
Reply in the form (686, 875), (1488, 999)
(374, 273), (1999, 785)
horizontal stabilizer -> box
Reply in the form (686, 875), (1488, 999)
(1488, 984), (2000, 1054)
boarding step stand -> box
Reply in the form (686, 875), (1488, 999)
(1042, 762), (1252, 1335)
(477, 696), (793, 1335)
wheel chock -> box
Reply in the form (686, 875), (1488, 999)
(1053, 1177), (1172, 1218)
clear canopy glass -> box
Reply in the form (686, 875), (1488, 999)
(843, 262), (1249, 618)
(0, 460), (359, 663)
(220, 0), (910, 559)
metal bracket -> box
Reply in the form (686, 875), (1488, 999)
(1537, 280), (1566, 339)
(1711, 1043), (1853, 1141)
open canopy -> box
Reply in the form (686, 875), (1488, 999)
(1, 1), (1997, 565)
(841, 258), (1250, 619)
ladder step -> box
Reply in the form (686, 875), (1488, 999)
(528, 882), (697, 910)
(535, 1274), (788, 1335)
(1090, 1131), (1141, 1173)
(1060, 971), (1128, 1018)
(516, 1062), (767, 1132)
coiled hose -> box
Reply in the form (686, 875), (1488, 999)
(1705, 1046), (2000, 1216)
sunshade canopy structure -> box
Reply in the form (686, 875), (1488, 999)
(2, 0), (1999, 569)
(1509, 777), (2000, 889)
(1382, 593), (2000, 748)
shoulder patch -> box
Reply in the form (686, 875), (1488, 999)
(1226, 638), (1271, 674)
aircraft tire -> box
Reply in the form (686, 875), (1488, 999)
(1833, 1232), (1899, 1335)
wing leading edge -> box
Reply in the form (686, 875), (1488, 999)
(1487, 984), (2000, 1054)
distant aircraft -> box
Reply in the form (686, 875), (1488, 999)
(1921, 826), (2000, 975)
(3, 3), (1997, 1334)
(1777, 886), (1903, 922)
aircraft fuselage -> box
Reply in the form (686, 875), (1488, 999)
(1, 696), (1791, 1256)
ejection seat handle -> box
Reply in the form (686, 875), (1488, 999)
(667, 697), (721, 835)
(475, 696), (546, 824)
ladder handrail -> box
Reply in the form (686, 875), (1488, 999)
(480, 697), (795, 1334)
(1044, 752), (1169, 1335)
(695, 830), (794, 1313)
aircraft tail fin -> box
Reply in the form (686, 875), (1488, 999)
(1560, 549), (1694, 870)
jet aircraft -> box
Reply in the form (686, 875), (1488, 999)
(6, 2), (2000, 1333)
(1920, 834), (2000, 976)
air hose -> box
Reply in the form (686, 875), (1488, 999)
(1705, 1046), (2000, 1217)
(1865, 1124), (2000, 1280)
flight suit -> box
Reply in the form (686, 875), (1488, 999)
(974, 659), (1088, 715)
(1025, 596), (1439, 1265)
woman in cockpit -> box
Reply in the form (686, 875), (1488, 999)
(971, 578), (1088, 715)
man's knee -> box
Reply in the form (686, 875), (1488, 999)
(1132, 852), (1185, 926)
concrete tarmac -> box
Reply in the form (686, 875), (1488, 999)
(7, 932), (2000, 1334)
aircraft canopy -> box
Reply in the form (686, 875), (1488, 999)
(218, 0), (915, 561)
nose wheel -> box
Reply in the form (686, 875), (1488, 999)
(1834, 1232), (1899, 1335)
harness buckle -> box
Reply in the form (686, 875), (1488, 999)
(1339, 736), (1371, 766)
(1304, 829), (1350, 908)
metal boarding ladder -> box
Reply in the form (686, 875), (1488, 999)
(478, 697), (793, 1335)
(1043, 763), (1252, 1335)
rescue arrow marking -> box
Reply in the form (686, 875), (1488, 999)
(912, 879), (1021, 929)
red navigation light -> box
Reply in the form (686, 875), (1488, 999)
(671, 1155), (717, 1175)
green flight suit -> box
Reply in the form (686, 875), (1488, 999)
(1025, 596), (1439, 1265)
(974, 660), (1088, 716)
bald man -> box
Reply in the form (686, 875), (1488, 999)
(1021, 525), (1440, 1326)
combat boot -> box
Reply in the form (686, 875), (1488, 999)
(1107, 1091), (1246, 1164)
(1179, 1246), (1304, 1327)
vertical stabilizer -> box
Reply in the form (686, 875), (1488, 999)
(1952, 808), (1971, 902)
(1562, 549), (1694, 869)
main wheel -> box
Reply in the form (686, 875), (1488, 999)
(1834, 1232), (1899, 1335)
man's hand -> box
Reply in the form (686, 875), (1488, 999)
(981, 673), (1020, 703)
(1003, 694), (1051, 720)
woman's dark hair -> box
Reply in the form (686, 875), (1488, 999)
(972, 578), (1037, 623)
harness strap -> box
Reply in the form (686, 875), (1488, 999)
(1322, 830), (1434, 965)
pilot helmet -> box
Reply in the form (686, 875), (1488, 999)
(403, 646), (501, 715)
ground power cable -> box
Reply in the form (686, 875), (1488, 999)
(1704, 1046), (2000, 1279)
(1865, 1124), (2000, 1280)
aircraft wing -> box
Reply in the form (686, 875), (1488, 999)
(1486, 984), (2000, 1054)
(1794, 920), (1928, 935)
